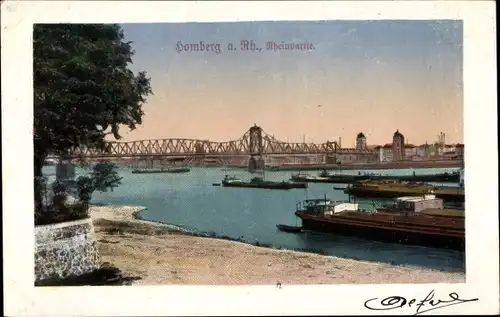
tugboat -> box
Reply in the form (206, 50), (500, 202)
(221, 175), (308, 190)
(221, 175), (243, 185)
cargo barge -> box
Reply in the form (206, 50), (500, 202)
(344, 180), (465, 202)
(290, 171), (460, 184)
(267, 160), (464, 171)
(131, 167), (191, 174)
(294, 196), (464, 250)
(222, 175), (307, 190)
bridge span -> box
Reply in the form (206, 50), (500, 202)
(48, 125), (379, 170)
(67, 125), (339, 159)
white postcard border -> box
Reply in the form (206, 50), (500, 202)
(2, 1), (498, 316)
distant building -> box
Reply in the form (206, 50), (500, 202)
(416, 144), (427, 157)
(455, 143), (464, 159)
(424, 142), (432, 157)
(435, 142), (445, 156)
(404, 144), (417, 158)
(335, 148), (378, 164)
(428, 143), (438, 157)
(444, 144), (457, 153)
(356, 132), (367, 150)
(378, 144), (393, 162)
(334, 133), (377, 163)
(392, 130), (405, 161)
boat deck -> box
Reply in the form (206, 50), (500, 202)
(419, 208), (464, 218)
(355, 181), (464, 194)
(327, 210), (464, 230)
(346, 181), (465, 202)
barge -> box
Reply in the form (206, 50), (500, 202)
(344, 180), (465, 202)
(131, 167), (191, 174)
(222, 175), (308, 190)
(294, 196), (464, 250)
(290, 171), (460, 184)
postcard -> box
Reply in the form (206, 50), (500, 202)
(2, 1), (498, 316)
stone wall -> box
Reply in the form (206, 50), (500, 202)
(35, 217), (101, 283)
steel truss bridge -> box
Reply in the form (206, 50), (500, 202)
(68, 125), (339, 159)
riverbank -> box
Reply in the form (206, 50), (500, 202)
(89, 205), (465, 285)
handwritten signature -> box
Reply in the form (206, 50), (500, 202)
(364, 290), (478, 315)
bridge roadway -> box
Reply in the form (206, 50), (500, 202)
(62, 125), (342, 159)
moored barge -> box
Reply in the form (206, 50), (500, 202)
(294, 196), (464, 250)
(344, 180), (465, 202)
(222, 175), (308, 190)
(291, 171), (460, 184)
(131, 167), (191, 174)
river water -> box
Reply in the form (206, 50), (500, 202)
(43, 165), (465, 272)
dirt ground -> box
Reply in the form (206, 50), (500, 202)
(90, 205), (465, 285)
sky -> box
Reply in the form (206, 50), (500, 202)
(117, 20), (463, 146)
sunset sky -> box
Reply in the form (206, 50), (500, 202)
(118, 20), (463, 146)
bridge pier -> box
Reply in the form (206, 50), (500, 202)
(56, 158), (75, 182)
(248, 155), (265, 172)
(325, 154), (338, 165)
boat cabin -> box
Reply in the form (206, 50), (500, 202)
(223, 175), (242, 183)
(390, 195), (444, 213)
(318, 170), (329, 177)
(292, 172), (311, 177)
(250, 177), (264, 183)
(296, 199), (359, 216)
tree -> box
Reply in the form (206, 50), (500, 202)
(33, 24), (152, 216)
(76, 162), (123, 205)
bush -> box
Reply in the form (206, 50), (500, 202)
(76, 176), (94, 204)
(90, 162), (122, 193)
(35, 162), (123, 226)
(76, 162), (122, 203)
(51, 180), (67, 195)
(35, 202), (89, 226)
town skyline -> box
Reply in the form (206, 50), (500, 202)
(115, 21), (463, 144)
